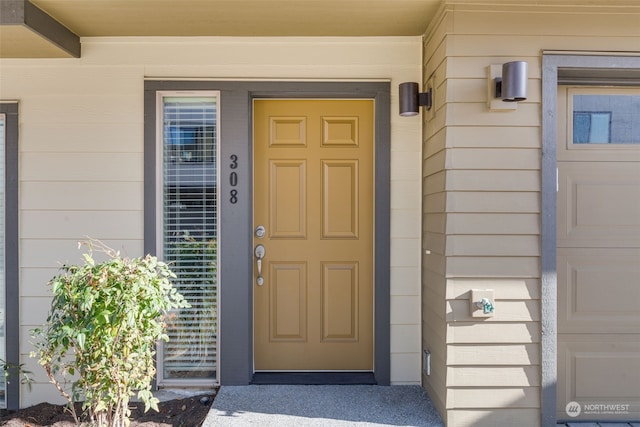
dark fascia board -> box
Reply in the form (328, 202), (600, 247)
(1, 0), (80, 58)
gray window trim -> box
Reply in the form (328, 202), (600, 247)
(1, 102), (19, 410)
(144, 81), (391, 386)
(541, 53), (640, 427)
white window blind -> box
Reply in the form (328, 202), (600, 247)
(161, 97), (217, 382)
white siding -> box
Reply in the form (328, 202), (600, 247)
(0, 36), (423, 406)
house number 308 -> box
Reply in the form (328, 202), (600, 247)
(230, 154), (239, 204)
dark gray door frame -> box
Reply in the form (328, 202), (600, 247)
(144, 80), (391, 386)
(1, 103), (19, 410)
(541, 53), (640, 426)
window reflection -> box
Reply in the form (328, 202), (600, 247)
(573, 94), (640, 144)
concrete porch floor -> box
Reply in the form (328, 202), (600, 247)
(557, 424), (640, 427)
(155, 387), (639, 426)
(202, 385), (445, 426)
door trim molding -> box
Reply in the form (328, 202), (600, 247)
(1, 102), (20, 410)
(541, 53), (640, 426)
(144, 80), (391, 386)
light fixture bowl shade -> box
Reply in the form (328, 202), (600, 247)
(502, 61), (528, 102)
(399, 82), (419, 116)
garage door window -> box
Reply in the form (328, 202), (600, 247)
(571, 91), (640, 144)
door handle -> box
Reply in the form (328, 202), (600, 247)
(255, 244), (266, 286)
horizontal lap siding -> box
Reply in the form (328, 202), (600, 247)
(423, 2), (640, 425)
(421, 7), (451, 420)
(442, 8), (545, 422)
(448, 409), (541, 427)
(0, 36), (424, 406)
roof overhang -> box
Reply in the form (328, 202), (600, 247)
(0, 0), (80, 58)
(0, 0), (442, 59)
(2, 0), (638, 59)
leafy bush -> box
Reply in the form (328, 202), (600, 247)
(31, 240), (189, 426)
(0, 358), (33, 389)
(163, 233), (217, 377)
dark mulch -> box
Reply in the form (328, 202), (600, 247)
(0, 391), (217, 427)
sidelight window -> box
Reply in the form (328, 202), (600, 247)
(156, 94), (219, 385)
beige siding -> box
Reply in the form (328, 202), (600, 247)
(421, 1), (640, 425)
(446, 386), (540, 408)
(447, 344), (541, 366)
(421, 5), (451, 419)
(448, 409), (541, 427)
(446, 366), (541, 387)
(0, 36), (423, 406)
(446, 279), (540, 300)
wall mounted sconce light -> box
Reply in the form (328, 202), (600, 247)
(399, 82), (432, 116)
(495, 61), (528, 101)
(488, 61), (528, 111)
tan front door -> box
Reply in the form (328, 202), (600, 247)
(253, 99), (374, 371)
(557, 86), (640, 420)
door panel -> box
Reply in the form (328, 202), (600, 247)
(269, 262), (307, 341)
(253, 99), (373, 371)
(557, 162), (640, 248)
(557, 86), (640, 420)
(559, 337), (640, 409)
(322, 160), (359, 238)
(322, 262), (358, 341)
(270, 160), (306, 238)
(558, 248), (640, 334)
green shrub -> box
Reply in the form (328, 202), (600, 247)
(0, 358), (33, 389)
(31, 240), (189, 427)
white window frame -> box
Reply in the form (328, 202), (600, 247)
(567, 87), (640, 148)
(155, 91), (221, 387)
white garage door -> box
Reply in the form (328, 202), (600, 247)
(557, 86), (640, 421)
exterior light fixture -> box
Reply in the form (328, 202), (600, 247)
(488, 61), (528, 111)
(399, 82), (432, 116)
(494, 61), (528, 102)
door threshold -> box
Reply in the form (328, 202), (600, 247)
(251, 372), (376, 385)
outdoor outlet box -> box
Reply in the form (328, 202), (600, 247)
(470, 289), (495, 318)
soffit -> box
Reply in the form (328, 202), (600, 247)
(3, 0), (638, 59)
(1, 0), (442, 58)
(29, 0), (442, 37)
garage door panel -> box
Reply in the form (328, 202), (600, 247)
(558, 336), (640, 417)
(558, 248), (640, 333)
(558, 162), (640, 248)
